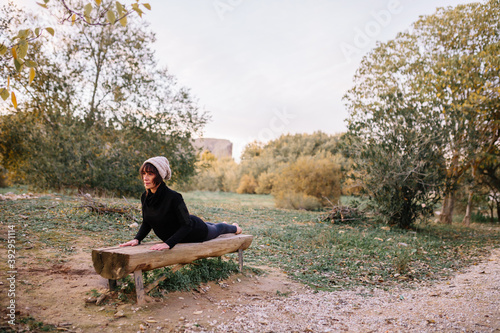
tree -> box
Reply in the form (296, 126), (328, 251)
(344, 0), (500, 226)
(477, 148), (500, 221)
(344, 95), (446, 228)
(419, 1), (500, 224)
(0, 0), (151, 106)
(0, 2), (207, 194)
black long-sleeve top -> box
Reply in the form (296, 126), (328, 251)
(134, 182), (208, 248)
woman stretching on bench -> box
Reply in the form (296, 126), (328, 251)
(119, 156), (242, 251)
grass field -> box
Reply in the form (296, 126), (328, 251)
(1, 188), (499, 293)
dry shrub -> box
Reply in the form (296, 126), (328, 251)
(236, 174), (258, 194)
(178, 153), (239, 192)
(214, 158), (240, 192)
(0, 167), (8, 188)
(272, 155), (342, 210)
(255, 171), (276, 194)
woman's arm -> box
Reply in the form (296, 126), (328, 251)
(134, 221), (152, 244)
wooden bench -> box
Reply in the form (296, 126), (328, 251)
(91, 234), (253, 305)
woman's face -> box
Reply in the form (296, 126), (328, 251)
(142, 171), (160, 192)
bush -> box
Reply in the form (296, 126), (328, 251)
(272, 155), (342, 210)
(255, 171), (276, 194)
(0, 167), (8, 187)
(177, 153), (240, 192)
(238, 132), (344, 180)
(236, 174), (258, 194)
(471, 212), (498, 224)
(0, 111), (197, 196)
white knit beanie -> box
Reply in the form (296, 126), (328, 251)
(142, 156), (171, 180)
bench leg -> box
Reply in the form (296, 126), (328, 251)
(134, 270), (146, 305)
(238, 249), (244, 272)
(108, 279), (117, 291)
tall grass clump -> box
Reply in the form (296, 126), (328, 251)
(143, 258), (240, 296)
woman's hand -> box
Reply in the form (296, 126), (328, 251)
(150, 243), (170, 251)
(119, 239), (139, 247)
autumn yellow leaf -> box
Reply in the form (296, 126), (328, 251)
(18, 40), (28, 59)
(11, 92), (17, 108)
(12, 47), (17, 59)
(107, 10), (116, 24)
(71, 14), (76, 25)
(84, 3), (93, 16)
(132, 4), (143, 18)
(29, 68), (36, 85)
(116, 1), (124, 16)
(0, 43), (7, 55)
(0, 88), (9, 101)
(119, 16), (127, 27)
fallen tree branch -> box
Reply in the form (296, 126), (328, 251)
(321, 204), (365, 223)
(78, 193), (139, 222)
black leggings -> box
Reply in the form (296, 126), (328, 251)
(189, 215), (237, 241)
(205, 222), (237, 241)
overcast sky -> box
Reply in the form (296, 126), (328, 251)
(15, 0), (479, 160)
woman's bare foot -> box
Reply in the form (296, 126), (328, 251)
(233, 223), (242, 234)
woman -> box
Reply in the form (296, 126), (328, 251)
(119, 156), (242, 250)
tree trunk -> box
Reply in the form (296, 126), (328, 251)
(440, 191), (455, 224)
(462, 190), (473, 226)
(490, 202), (495, 224)
(497, 199), (500, 223)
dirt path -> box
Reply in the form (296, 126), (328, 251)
(216, 248), (500, 333)
(4, 240), (500, 332)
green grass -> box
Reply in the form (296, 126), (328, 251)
(183, 190), (274, 209)
(0, 316), (59, 333)
(1, 188), (499, 294)
(145, 258), (240, 296)
(184, 191), (500, 290)
(0, 184), (30, 195)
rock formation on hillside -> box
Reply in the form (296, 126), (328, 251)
(193, 138), (233, 159)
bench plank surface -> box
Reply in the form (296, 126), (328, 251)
(92, 234), (253, 280)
